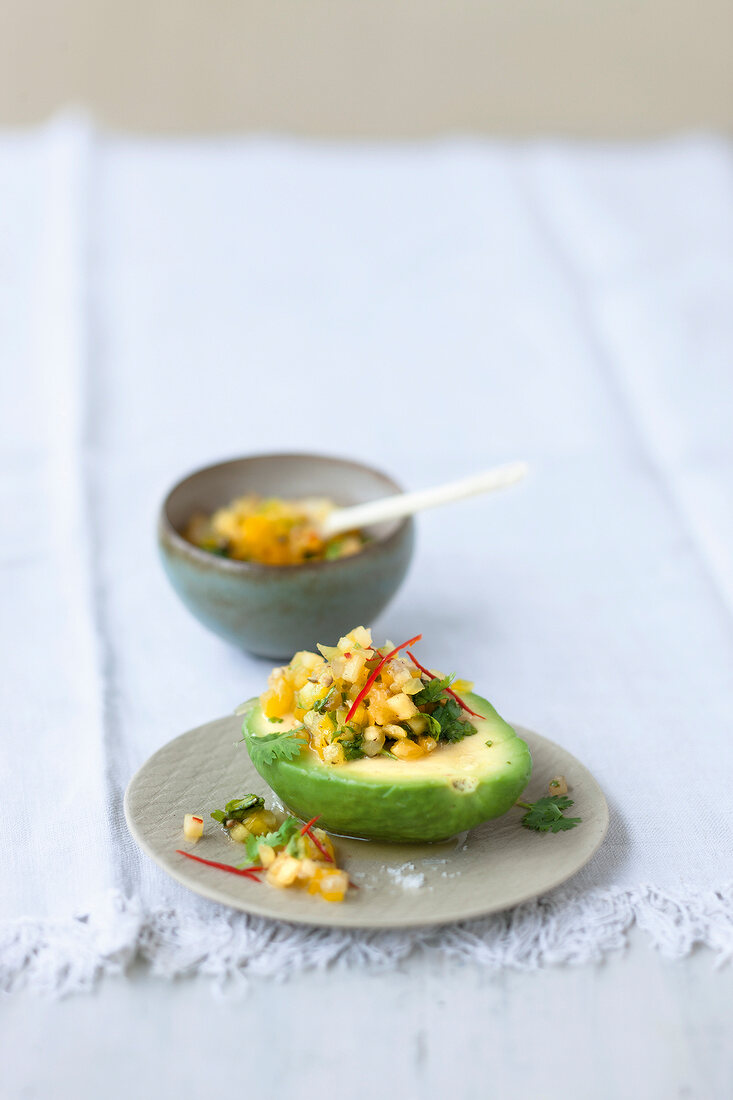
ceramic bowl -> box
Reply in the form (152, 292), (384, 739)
(158, 453), (415, 658)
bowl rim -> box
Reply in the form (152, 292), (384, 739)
(158, 451), (413, 576)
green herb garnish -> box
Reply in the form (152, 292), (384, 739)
(413, 674), (454, 707)
(312, 690), (337, 714)
(338, 731), (365, 760)
(428, 696), (474, 743)
(244, 817), (302, 863)
(245, 728), (307, 768)
(517, 795), (582, 833)
(211, 793), (265, 824)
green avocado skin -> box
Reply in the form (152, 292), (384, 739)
(242, 693), (532, 842)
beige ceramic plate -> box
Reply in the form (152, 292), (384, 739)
(124, 716), (608, 929)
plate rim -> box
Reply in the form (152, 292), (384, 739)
(124, 716), (609, 930)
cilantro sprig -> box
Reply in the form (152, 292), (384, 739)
(245, 727), (307, 768)
(243, 818), (303, 863)
(517, 795), (582, 833)
(413, 674), (474, 744)
(413, 674), (454, 707)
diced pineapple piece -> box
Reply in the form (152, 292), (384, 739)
(297, 858), (319, 882)
(452, 678), (474, 694)
(323, 742), (346, 765)
(349, 626), (373, 649)
(349, 703), (367, 727)
(183, 814), (204, 841)
(383, 722), (408, 740)
(313, 829), (335, 862)
(228, 822), (250, 844)
(318, 870), (349, 902)
(342, 652), (367, 683)
(291, 650), (324, 674)
(365, 686), (392, 725)
(296, 679), (330, 710)
(402, 677), (424, 695)
(262, 674), (294, 717)
(391, 738), (426, 761)
(291, 667), (310, 691)
(257, 843), (276, 868)
(243, 809), (278, 835)
(362, 725), (385, 756)
(418, 735), (438, 753)
(386, 692), (419, 721)
(407, 714), (428, 735)
(266, 853), (301, 887)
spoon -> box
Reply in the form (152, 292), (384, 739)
(319, 460), (529, 540)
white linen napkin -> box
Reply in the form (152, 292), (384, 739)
(2, 117), (731, 993)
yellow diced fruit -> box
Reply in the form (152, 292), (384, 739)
(228, 822), (250, 844)
(291, 667), (310, 691)
(391, 738), (426, 761)
(243, 809), (278, 835)
(362, 725), (385, 756)
(291, 650), (324, 674)
(349, 626), (373, 649)
(349, 703), (367, 727)
(262, 677), (294, 718)
(323, 742), (346, 765)
(386, 692), (419, 721)
(366, 687), (392, 725)
(183, 814), (204, 841)
(548, 775), (568, 796)
(418, 735), (438, 753)
(296, 679), (330, 710)
(257, 843), (276, 868)
(383, 722), (408, 740)
(452, 679), (474, 694)
(310, 828), (335, 862)
(297, 858), (319, 883)
(342, 652), (367, 683)
(402, 677), (424, 695)
(407, 714), (428, 735)
(318, 871), (349, 902)
(266, 854), (301, 888)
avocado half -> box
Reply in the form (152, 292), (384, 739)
(242, 693), (532, 842)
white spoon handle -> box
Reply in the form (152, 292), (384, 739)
(321, 460), (529, 539)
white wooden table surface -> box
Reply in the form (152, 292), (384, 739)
(2, 122), (732, 1098)
(3, 933), (731, 1098)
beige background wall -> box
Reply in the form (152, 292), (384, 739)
(1, 1), (731, 137)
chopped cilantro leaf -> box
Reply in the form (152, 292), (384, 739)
(246, 728), (307, 768)
(312, 690), (337, 713)
(518, 795), (582, 833)
(428, 696), (474, 743)
(413, 674), (454, 707)
(338, 731), (365, 760)
(244, 817), (302, 863)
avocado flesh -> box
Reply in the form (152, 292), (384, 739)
(242, 693), (532, 842)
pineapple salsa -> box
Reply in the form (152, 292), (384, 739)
(260, 626), (481, 764)
(185, 493), (366, 565)
(178, 794), (351, 902)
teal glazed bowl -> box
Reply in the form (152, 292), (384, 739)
(158, 453), (415, 658)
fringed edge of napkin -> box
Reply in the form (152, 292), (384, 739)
(2, 882), (731, 996)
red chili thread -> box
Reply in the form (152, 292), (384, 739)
(176, 850), (264, 879)
(299, 815), (333, 862)
(406, 651), (485, 719)
(345, 633), (423, 723)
